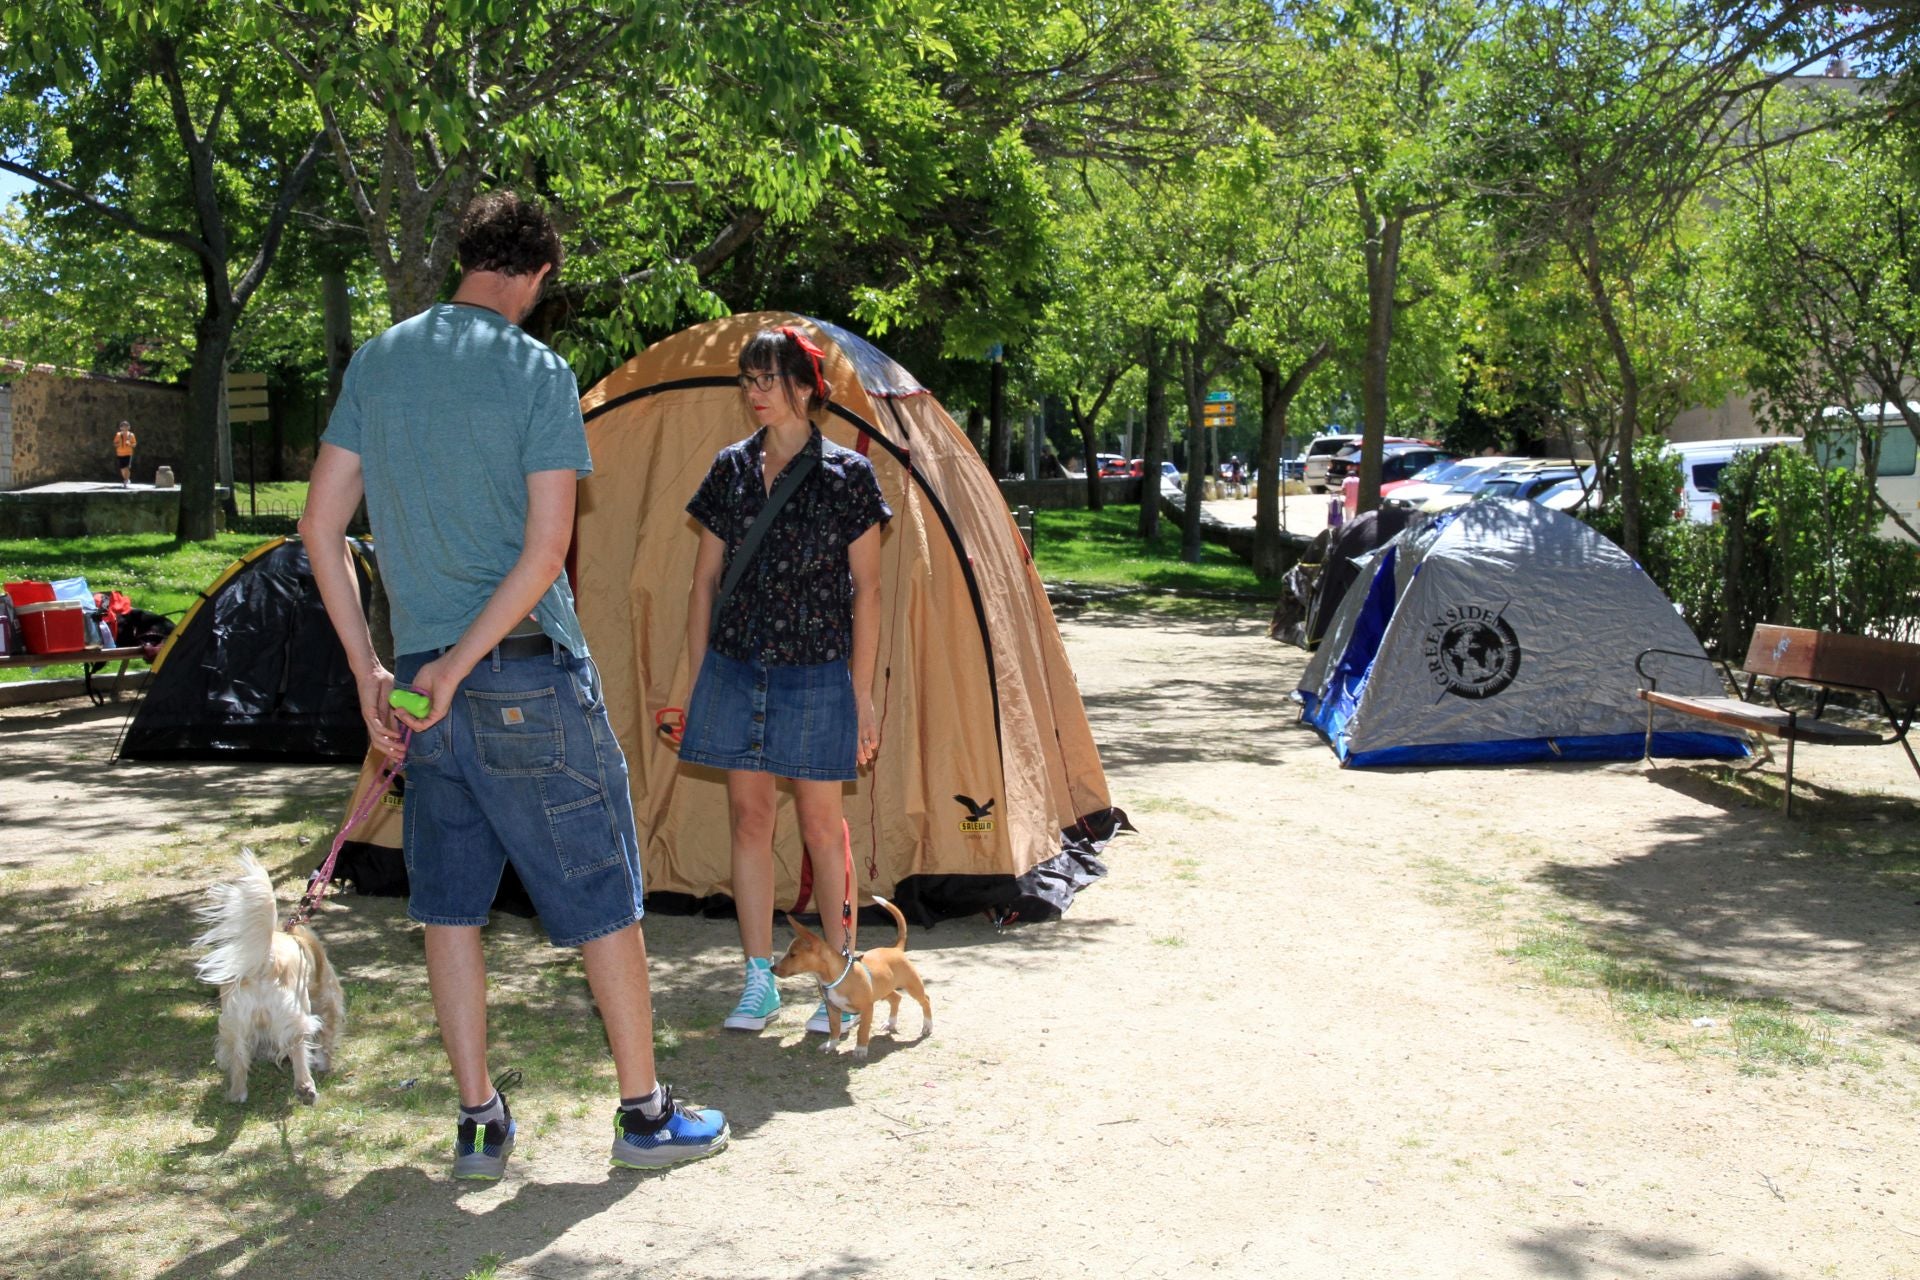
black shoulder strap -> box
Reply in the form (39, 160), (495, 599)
(712, 452), (819, 633)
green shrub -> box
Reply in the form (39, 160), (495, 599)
(1715, 447), (1920, 650)
(1580, 437), (1920, 653)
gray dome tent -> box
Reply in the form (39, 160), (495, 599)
(1295, 500), (1748, 767)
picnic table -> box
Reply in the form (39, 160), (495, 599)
(0, 645), (151, 705)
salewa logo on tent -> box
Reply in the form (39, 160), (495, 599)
(954, 794), (996, 834)
(1423, 603), (1521, 700)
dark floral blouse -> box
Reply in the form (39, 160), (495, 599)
(687, 426), (892, 666)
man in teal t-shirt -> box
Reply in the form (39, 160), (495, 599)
(302, 191), (726, 1180)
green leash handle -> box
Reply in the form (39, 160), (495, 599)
(389, 687), (431, 719)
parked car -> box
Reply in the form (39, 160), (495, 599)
(1424, 459), (1585, 513)
(1300, 434), (1357, 492)
(1475, 462), (1593, 505)
(1095, 453), (1131, 478)
(1300, 433), (1426, 492)
(1537, 473), (1603, 514)
(1338, 445), (1459, 517)
(1380, 456), (1518, 510)
(1666, 437), (1801, 523)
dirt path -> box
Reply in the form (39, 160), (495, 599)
(8, 612), (1920, 1278)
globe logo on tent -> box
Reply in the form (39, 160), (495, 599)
(1423, 603), (1521, 700)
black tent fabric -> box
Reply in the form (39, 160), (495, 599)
(119, 536), (375, 763)
(1293, 508), (1413, 650)
(1270, 528), (1333, 646)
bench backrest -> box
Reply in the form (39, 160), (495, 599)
(1744, 624), (1920, 701)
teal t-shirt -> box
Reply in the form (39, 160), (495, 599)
(321, 303), (593, 658)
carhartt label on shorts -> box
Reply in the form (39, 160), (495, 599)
(501, 707), (525, 726)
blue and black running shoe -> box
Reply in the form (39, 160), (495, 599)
(610, 1085), (729, 1170)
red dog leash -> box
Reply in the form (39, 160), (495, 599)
(288, 724), (411, 930)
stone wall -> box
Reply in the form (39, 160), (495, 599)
(0, 489), (188, 538)
(996, 476), (1142, 510)
(5, 369), (191, 487)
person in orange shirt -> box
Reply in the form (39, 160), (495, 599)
(113, 421), (137, 487)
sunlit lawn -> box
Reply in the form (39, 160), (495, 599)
(1028, 505), (1273, 597)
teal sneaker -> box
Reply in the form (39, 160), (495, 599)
(610, 1086), (729, 1169)
(804, 999), (859, 1036)
(722, 958), (780, 1031)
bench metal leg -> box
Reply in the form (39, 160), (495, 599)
(1783, 732), (1796, 817)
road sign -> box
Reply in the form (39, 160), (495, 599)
(227, 371), (269, 423)
(1205, 390), (1234, 403)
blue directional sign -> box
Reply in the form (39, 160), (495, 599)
(1205, 390), (1234, 403)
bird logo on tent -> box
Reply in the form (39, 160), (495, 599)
(954, 794), (996, 834)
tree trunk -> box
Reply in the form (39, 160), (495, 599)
(1179, 340), (1207, 564)
(321, 267), (356, 414)
(1356, 195), (1403, 515)
(1074, 398), (1104, 512)
(1577, 220), (1641, 559)
(178, 308), (237, 543)
(1140, 330), (1168, 541)
(988, 355), (1010, 479)
(1254, 344), (1331, 580)
(963, 405), (984, 454)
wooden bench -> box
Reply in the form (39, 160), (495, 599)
(0, 645), (151, 706)
(1636, 624), (1920, 814)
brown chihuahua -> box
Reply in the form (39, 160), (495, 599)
(772, 895), (932, 1059)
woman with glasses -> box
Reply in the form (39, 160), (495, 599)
(680, 326), (891, 1039)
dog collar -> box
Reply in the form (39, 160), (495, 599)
(818, 953), (866, 992)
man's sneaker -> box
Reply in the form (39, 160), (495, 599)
(610, 1085), (729, 1169)
(452, 1097), (516, 1181)
(722, 958), (780, 1031)
(805, 1000), (859, 1035)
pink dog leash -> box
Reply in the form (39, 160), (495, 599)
(287, 726), (411, 930)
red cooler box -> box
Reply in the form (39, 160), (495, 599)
(17, 600), (88, 653)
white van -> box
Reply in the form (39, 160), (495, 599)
(1666, 437), (1801, 524)
(1300, 434), (1360, 493)
(1816, 403), (1920, 541)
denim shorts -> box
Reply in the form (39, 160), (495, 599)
(677, 650), (857, 782)
(395, 645), (645, 947)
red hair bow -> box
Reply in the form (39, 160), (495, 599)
(779, 325), (828, 402)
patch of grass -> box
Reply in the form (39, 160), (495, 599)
(1127, 795), (1230, 822)
(464, 1254), (505, 1280)
(1801, 825), (1920, 891)
(1506, 918), (1839, 1072)
(1150, 934), (1187, 948)
(1029, 507), (1272, 597)
(1414, 856), (1515, 921)
(1, 531), (268, 618)
(0, 798), (716, 1277)
(0, 531), (268, 681)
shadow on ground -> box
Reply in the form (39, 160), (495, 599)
(1530, 762), (1920, 1038)
(0, 700), (355, 867)
(1511, 1223), (1784, 1279)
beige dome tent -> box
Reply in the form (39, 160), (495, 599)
(571, 312), (1116, 920)
(327, 313), (1117, 923)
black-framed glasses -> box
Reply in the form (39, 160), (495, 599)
(737, 372), (783, 393)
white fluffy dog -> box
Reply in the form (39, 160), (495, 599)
(193, 850), (344, 1105)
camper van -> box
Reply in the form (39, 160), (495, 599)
(1816, 403), (1920, 541)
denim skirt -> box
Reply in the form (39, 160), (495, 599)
(678, 650), (858, 782)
